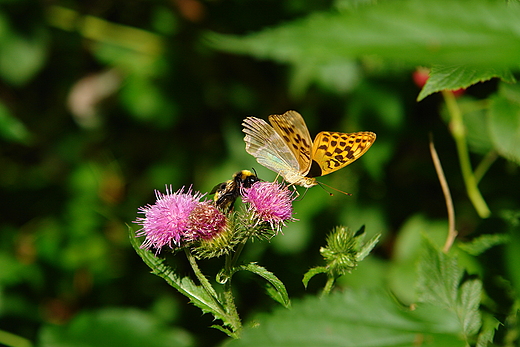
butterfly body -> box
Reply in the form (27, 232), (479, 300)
(242, 111), (375, 188)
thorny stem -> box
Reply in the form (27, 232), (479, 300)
(442, 90), (491, 218)
(222, 252), (242, 333)
(184, 249), (220, 300)
(218, 225), (260, 336)
(219, 219), (266, 334)
(429, 136), (457, 253)
(185, 249), (241, 334)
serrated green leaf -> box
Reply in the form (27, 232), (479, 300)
(356, 233), (380, 262)
(458, 279), (482, 336)
(226, 289), (465, 347)
(388, 215), (448, 303)
(476, 315), (500, 347)
(417, 65), (516, 101)
(488, 84), (520, 164)
(207, 0), (520, 69)
(417, 237), (483, 340)
(458, 234), (509, 256)
(237, 263), (290, 308)
(128, 227), (228, 324)
(302, 266), (328, 288)
(417, 239), (462, 308)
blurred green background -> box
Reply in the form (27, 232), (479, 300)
(1, 0), (519, 346)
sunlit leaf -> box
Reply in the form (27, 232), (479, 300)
(227, 289), (465, 347)
(417, 238), (482, 339)
(208, 0), (520, 68)
(129, 229), (228, 323)
(418, 65), (515, 101)
(237, 263), (290, 308)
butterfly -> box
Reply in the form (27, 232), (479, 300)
(242, 110), (376, 188)
(211, 170), (260, 212)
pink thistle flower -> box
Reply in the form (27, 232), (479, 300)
(134, 186), (205, 253)
(186, 202), (228, 241)
(242, 181), (295, 232)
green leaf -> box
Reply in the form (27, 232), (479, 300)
(226, 289), (465, 347)
(207, 0), (520, 69)
(289, 59), (361, 98)
(38, 308), (193, 347)
(237, 263), (290, 308)
(458, 234), (509, 256)
(0, 15), (48, 86)
(488, 83), (520, 165)
(356, 233), (380, 262)
(128, 228), (229, 325)
(0, 102), (31, 144)
(417, 240), (463, 308)
(503, 211), (520, 299)
(476, 314), (500, 347)
(417, 237), (482, 339)
(417, 65), (516, 101)
(387, 214), (448, 303)
(458, 98), (494, 155)
(302, 266), (328, 288)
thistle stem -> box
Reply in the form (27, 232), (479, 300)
(185, 249), (219, 300)
(185, 248), (242, 335)
(321, 276), (335, 297)
(219, 226), (260, 335)
(442, 90), (491, 218)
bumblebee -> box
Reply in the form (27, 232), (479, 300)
(211, 170), (260, 212)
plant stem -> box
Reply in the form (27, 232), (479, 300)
(218, 226), (260, 334)
(474, 150), (498, 184)
(442, 91), (491, 218)
(185, 249), (219, 300)
(429, 136), (457, 253)
(222, 262), (242, 334)
(186, 248), (242, 335)
(321, 276), (335, 297)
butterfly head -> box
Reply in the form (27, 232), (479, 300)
(286, 174), (317, 188)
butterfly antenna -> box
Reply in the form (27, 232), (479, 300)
(317, 181), (352, 196)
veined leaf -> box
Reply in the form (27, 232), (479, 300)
(128, 228), (228, 324)
(207, 0), (520, 69)
(227, 289), (465, 347)
(418, 65), (516, 101)
(417, 237), (482, 339)
(458, 234), (509, 256)
(237, 263), (290, 308)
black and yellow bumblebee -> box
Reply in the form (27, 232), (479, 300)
(211, 170), (260, 212)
